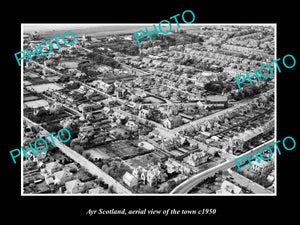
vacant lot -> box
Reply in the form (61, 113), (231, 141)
(125, 152), (161, 168)
(96, 140), (150, 159)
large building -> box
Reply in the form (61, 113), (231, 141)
(123, 172), (138, 187)
(251, 160), (273, 174)
(185, 151), (209, 167)
(205, 95), (228, 109)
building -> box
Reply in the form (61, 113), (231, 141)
(53, 169), (74, 185)
(88, 187), (106, 194)
(125, 121), (139, 132)
(139, 109), (150, 119)
(205, 95), (228, 109)
(114, 87), (128, 98)
(123, 172), (138, 187)
(251, 160), (273, 174)
(95, 80), (115, 94)
(82, 35), (92, 41)
(132, 166), (147, 184)
(146, 164), (166, 187)
(45, 177), (54, 185)
(65, 179), (85, 194)
(111, 111), (127, 123)
(163, 116), (183, 129)
(138, 141), (155, 151)
(45, 161), (63, 174)
(24, 99), (49, 112)
(78, 103), (93, 113)
(132, 164), (166, 187)
(185, 151), (209, 167)
(216, 180), (242, 194)
(164, 158), (180, 174)
(164, 158), (191, 175)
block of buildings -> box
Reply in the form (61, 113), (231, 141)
(185, 151), (209, 167)
(205, 95), (228, 109)
(251, 160), (273, 174)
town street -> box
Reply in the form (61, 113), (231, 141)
(170, 139), (274, 194)
(23, 117), (132, 194)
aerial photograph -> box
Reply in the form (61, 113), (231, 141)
(21, 23), (275, 195)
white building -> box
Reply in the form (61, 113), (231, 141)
(216, 180), (242, 194)
(123, 172), (138, 187)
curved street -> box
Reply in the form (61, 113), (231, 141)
(170, 139), (274, 194)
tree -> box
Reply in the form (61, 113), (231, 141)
(58, 75), (70, 83)
(30, 125), (40, 134)
(108, 185), (115, 193)
(45, 123), (63, 133)
(82, 152), (91, 160)
(157, 182), (172, 193)
(73, 145), (84, 154)
(101, 164), (109, 172)
(70, 138), (80, 149)
(36, 109), (49, 117)
(138, 184), (156, 193)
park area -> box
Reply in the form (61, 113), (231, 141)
(125, 152), (162, 168)
(94, 140), (152, 160)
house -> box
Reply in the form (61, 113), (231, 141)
(24, 99), (49, 112)
(146, 164), (166, 187)
(65, 179), (85, 194)
(123, 172), (138, 187)
(125, 121), (139, 132)
(132, 164), (166, 187)
(138, 141), (155, 151)
(163, 116), (183, 129)
(267, 170), (275, 183)
(132, 166), (147, 184)
(88, 187), (106, 194)
(78, 103), (93, 113)
(216, 180), (242, 194)
(45, 161), (63, 174)
(96, 80), (115, 94)
(205, 95), (228, 109)
(64, 163), (79, 172)
(77, 85), (88, 94)
(102, 106), (113, 115)
(251, 160), (273, 174)
(111, 111), (127, 123)
(34, 151), (47, 166)
(164, 158), (180, 174)
(45, 177), (55, 185)
(53, 169), (74, 185)
(185, 151), (209, 167)
(115, 87), (128, 98)
(139, 109), (150, 119)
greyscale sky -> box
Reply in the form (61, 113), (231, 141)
(23, 24), (107, 33)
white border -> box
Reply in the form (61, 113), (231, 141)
(21, 23), (277, 196)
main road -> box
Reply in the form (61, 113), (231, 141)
(170, 139), (274, 194)
(23, 117), (132, 194)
